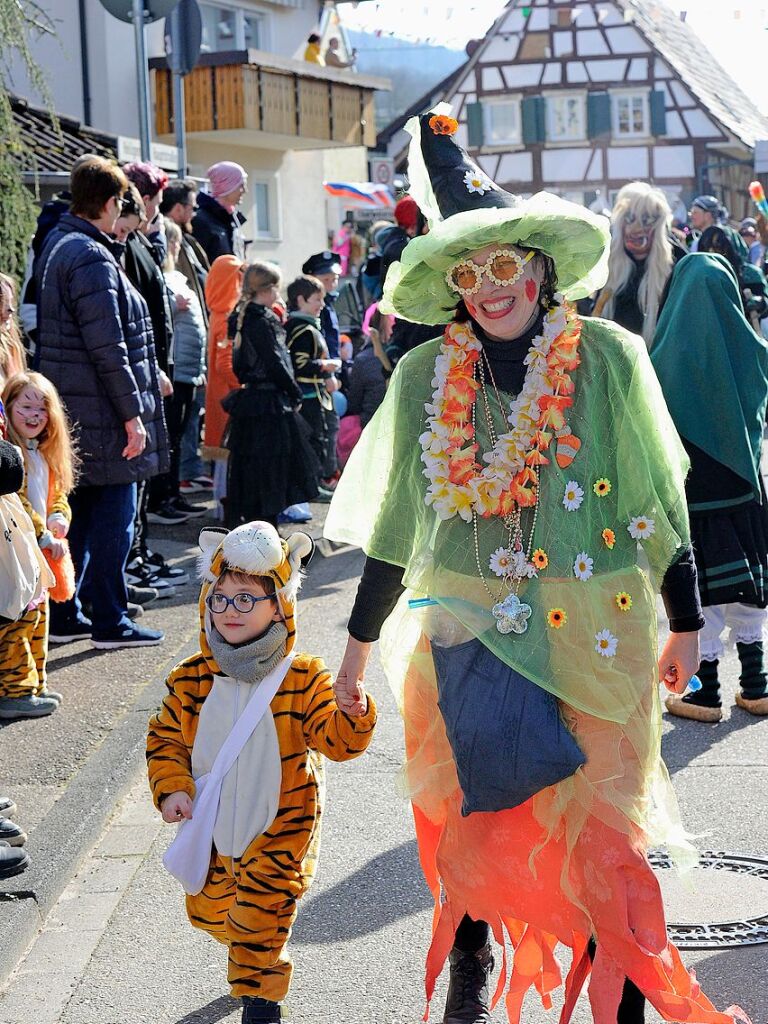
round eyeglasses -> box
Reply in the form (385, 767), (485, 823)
(445, 249), (534, 297)
(206, 592), (275, 615)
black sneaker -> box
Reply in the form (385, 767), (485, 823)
(126, 583), (159, 607)
(0, 695), (59, 719)
(91, 625), (164, 650)
(0, 797), (17, 819)
(171, 497), (207, 519)
(443, 944), (495, 1024)
(242, 997), (282, 1023)
(127, 602), (144, 620)
(0, 817), (26, 847)
(125, 559), (177, 595)
(146, 501), (189, 525)
(49, 618), (93, 644)
(0, 841), (29, 879)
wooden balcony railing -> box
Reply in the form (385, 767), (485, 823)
(151, 50), (389, 149)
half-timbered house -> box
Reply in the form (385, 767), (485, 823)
(379, 0), (768, 220)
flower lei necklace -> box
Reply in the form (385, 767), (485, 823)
(419, 297), (582, 522)
(419, 297), (582, 634)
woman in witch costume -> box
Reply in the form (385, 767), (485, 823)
(653, 252), (768, 723)
(326, 111), (750, 1024)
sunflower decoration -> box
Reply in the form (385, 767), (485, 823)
(602, 528), (616, 550)
(532, 548), (549, 570)
(547, 608), (567, 629)
(615, 591), (633, 612)
(429, 114), (459, 136)
(593, 477), (612, 498)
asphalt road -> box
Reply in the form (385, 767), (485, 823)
(0, 501), (766, 1024)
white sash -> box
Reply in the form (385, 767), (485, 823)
(162, 654), (293, 895)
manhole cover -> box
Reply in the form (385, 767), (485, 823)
(650, 851), (768, 949)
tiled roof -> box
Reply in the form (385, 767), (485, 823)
(617, 0), (768, 148)
(10, 95), (117, 175)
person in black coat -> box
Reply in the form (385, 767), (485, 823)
(35, 156), (168, 649)
(192, 161), (248, 265)
(223, 263), (319, 528)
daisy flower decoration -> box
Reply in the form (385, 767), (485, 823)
(593, 478), (612, 497)
(573, 552), (593, 581)
(595, 629), (618, 658)
(547, 608), (567, 629)
(489, 547), (512, 577)
(463, 169), (494, 195)
(615, 592), (632, 612)
(602, 528), (616, 549)
(628, 516), (656, 541)
(532, 548), (549, 570)
(563, 481), (584, 512)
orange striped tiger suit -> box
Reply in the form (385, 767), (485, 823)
(146, 524), (376, 1003)
(0, 459), (70, 699)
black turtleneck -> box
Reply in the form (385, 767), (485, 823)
(347, 313), (703, 642)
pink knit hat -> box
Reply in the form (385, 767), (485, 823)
(207, 161), (247, 199)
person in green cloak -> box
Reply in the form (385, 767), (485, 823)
(324, 109), (749, 1024)
(652, 252), (768, 722)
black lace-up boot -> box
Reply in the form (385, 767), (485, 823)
(241, 996), (281, 1023)
(443, 943), (495, 1023)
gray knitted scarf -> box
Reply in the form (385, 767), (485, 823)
(207, 620), (289, 684)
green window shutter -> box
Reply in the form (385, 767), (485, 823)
(650, 89), (667, 136)
(587, 91), (611, 139)
(521, 96), (545, 144)
(466, 102), (484, 147)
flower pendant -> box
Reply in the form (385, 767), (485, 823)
(492, 594), (532, 635)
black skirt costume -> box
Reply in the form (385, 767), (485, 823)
(224, 303), (319, 526)
(684, 439), (768, 608)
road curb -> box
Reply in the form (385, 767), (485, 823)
(0, 637), (197, 990)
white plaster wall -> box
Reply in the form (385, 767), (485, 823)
(682, 109), (719, 138)
(542, 147), (593, 182)
(504, 64), (543, 88)
(566, 62), (589, 84)
(604, 26), (648, 54)
(499, 9), (527, 34)
(663, 111), (688, 139)
(576, 30), (609, 56)
(528, 8), (550, 30)
(185, 140), (366, 280)
(497, 151), (534, 184)
(554, 32), (575, 57)
(542, 64), (562, 85)
(573, 5), (597, 29)
(627, 58), (648, 80)
(653, 145), (695, 178)
(585, 59), (629, 81)
(483, 37), (520, 62)
(607, 146), (649, 178)
(670, 81), (695, 108)
(482, 66), (505, 91)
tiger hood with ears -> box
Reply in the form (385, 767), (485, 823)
(197, 521), (314, 671)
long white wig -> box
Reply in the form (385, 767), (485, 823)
(602, 182), (673, 346)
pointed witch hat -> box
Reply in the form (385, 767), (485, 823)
(380, 105), (610, 325)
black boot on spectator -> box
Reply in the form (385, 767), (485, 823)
(0, 817), (26, 846)
(0, 841), (30, 879)
(171, 496), (206, 519)
(665, 658), (722, 723)
(146, 501), (189, 526)
(735, 640), (768, 715)
(126, 583), (159, 607)
(144, 550), (190, 586)
(125, 558), (178, 598)
(443, 944), (494, 1024)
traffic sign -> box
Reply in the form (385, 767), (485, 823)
(99, 0), (178, 24)
(164, 0), (202, 77)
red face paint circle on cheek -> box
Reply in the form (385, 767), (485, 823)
(465, 299), (478, 316)
(525, 279), (538, 303)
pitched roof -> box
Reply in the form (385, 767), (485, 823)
(10, 95), (118, 176)
(612, 0), (768, 148)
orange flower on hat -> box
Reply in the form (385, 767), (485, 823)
(602, 528), (616, 549)
(429, 114), (459, 136)
(532, 548), (548, 570)
(547, 608), (567, 629)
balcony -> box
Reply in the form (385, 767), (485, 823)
(150, 51), (389, 151)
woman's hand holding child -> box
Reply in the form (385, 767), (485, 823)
(334, 637), (371, 717)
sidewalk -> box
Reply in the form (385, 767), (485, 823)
(0, 501), (766, 1022)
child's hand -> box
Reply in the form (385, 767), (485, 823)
(47, 515), (68, 539)
(47, 538), (67, 560)
(659, 631), (700, 693)
(161, 791), (194, 823)
(334, 638), (371, 717)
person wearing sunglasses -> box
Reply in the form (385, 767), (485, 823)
(147, 522), (376, 1024)
(325, 113), (744, 1024)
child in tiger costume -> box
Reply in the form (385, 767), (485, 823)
(0, 372), (78, 719)
(147, 521), (376, 1024)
